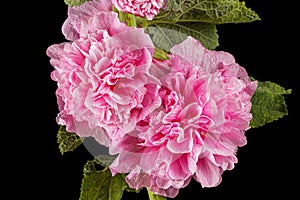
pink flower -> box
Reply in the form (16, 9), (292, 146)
(46, 0), (158, 145)
(111, 0), (166, 20)
(109, 36), (258, 198)
(62, 0), (113, 41)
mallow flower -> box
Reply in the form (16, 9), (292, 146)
(46, 0), (159, 145)
(62, 0), (113, 41)
(109, 36), (258, 198)
(111, 0), (167, 20)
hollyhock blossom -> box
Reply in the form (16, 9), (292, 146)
(46, 0), (160, 145)
(111, 0), (166, 20)
(109, 36), (258, 198)
(62, 0), (113, 41)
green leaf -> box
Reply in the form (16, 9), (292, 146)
(250, 81), (292, 128)
(57, 125), (82, 155)
(147, 188), (167, 200)
(80, 159), (131, 200)
(64, 0), (92, 6)
(114, 9), (137, 27)
(145, 22), (218, 52)
(155, 0), (260, 24)
(153, 47), (170, 60)
(144, 0), (260, 52)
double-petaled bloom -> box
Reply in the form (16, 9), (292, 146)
(109, 37), (257, 197)
(111, 0), (167, 20)
(47, 0), (159, 145)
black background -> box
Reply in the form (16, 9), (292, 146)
(7, 0), (299, 199)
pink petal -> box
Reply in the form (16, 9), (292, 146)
(194, 157), (222, 187)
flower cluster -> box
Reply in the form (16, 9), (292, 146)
(47, 0), (259, 198)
